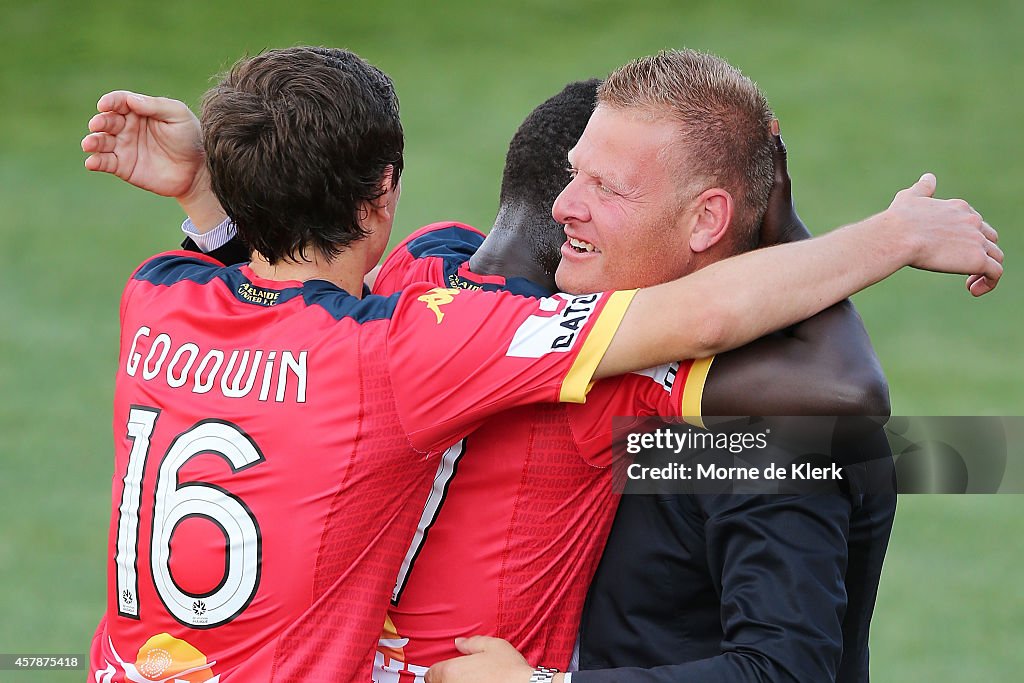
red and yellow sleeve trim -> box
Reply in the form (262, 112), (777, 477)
(680, 355), (715, 429)
(559, 290), (638, 403)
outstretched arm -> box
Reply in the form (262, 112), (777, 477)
(594, 172), (1002, 380)
(702, 125), (889, 418)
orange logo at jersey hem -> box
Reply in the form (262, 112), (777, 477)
(106, 633), (219, 683)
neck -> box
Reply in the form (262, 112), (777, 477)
(248, 245), (369, 297)
(468, 203), (561, 292)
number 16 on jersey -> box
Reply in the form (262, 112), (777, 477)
(116, 406), (264, 629)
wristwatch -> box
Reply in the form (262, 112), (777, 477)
(530, 666), (560, 682)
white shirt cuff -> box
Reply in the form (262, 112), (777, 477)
(563, 673), (572, 682)
(181, 216), (236, 253)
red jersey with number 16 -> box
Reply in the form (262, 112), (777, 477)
(89, 250), (635, 683)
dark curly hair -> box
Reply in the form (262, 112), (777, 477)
(498, 79), (600, 276)
(201, 46), (404, 264)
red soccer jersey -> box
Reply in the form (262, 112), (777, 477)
(90, 250), (634, 683)
(369, 223), (712, 680)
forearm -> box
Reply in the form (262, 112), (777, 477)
(175, 165), (228, 233)
(598, 213), (906, 378)
(678, 214), (905, 354)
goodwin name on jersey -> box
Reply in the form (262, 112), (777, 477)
(124, 326), (308, 403)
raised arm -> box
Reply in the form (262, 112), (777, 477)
(702, 127), (889, 418)
(594, 172), (1002, 380)
(81, 91), (227, 232)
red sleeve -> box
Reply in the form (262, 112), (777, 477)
(567, 357), (715, 466)
(386, 283), (637, 452)
(373, 222), (483, 295)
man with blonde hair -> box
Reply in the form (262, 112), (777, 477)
(426, 50), (982, 683)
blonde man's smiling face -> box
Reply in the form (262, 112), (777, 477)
(552, 105), (706, 295)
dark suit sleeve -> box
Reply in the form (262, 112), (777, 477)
(180, 234), (250, 266)
(574, 493), (852, 683)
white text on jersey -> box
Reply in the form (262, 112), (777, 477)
(125, 326), (307, 403)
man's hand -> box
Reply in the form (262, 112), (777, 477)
(886, 173), (1002, 296)
(759, 119), (812, 246)
(82, 91), (203, 197)
(425, 636), (548, 683)
(81, 91), (227, 231)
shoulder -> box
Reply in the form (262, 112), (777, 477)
(374, 222), (485, 296)
(130, 250), (226, 286)
(393, 221), (485, 260)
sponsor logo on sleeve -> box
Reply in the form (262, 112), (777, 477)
(507, 293), (601, 358)
(631, 362), (679, 393)
(417, 287), (460, 324)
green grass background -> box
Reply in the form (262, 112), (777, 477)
(1, 0), (1021, 680)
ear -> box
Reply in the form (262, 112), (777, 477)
(359, 165), (401, 230)
(687, 188), (734, 253)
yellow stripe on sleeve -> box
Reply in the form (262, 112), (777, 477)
(559, 289), (638, 403)
(681, 355), (715, 429)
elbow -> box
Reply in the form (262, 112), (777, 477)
(691, 309), (734, 358)
(832, 367), (891, 420)
(865, 373), (892, 419)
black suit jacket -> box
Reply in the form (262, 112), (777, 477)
(576, 428), (895, 683)
(181, 235), (250, 265)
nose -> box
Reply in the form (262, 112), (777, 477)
(552, 175), (589, 226)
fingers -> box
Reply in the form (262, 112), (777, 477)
(453, 636), (493, 655)
(81, 132), (117, 154)
(81, 131), (119, 174)
(903, 172), (937, 198)
(986, 237), (1004, 265)
(974, 254), (1003, 296)
(968, 269), (1000, 297)
(424, 661), (446, 683)
(97, 90), (192, 121)
(968, 279), (991, 297)
(96, 90), (136, 115)
(965, 220), (1003, 294)
(83, 152), (118, 174)
(88, 111), (127, 135)
(965, 273), (998, 297)
(769, 119), (789, 183)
